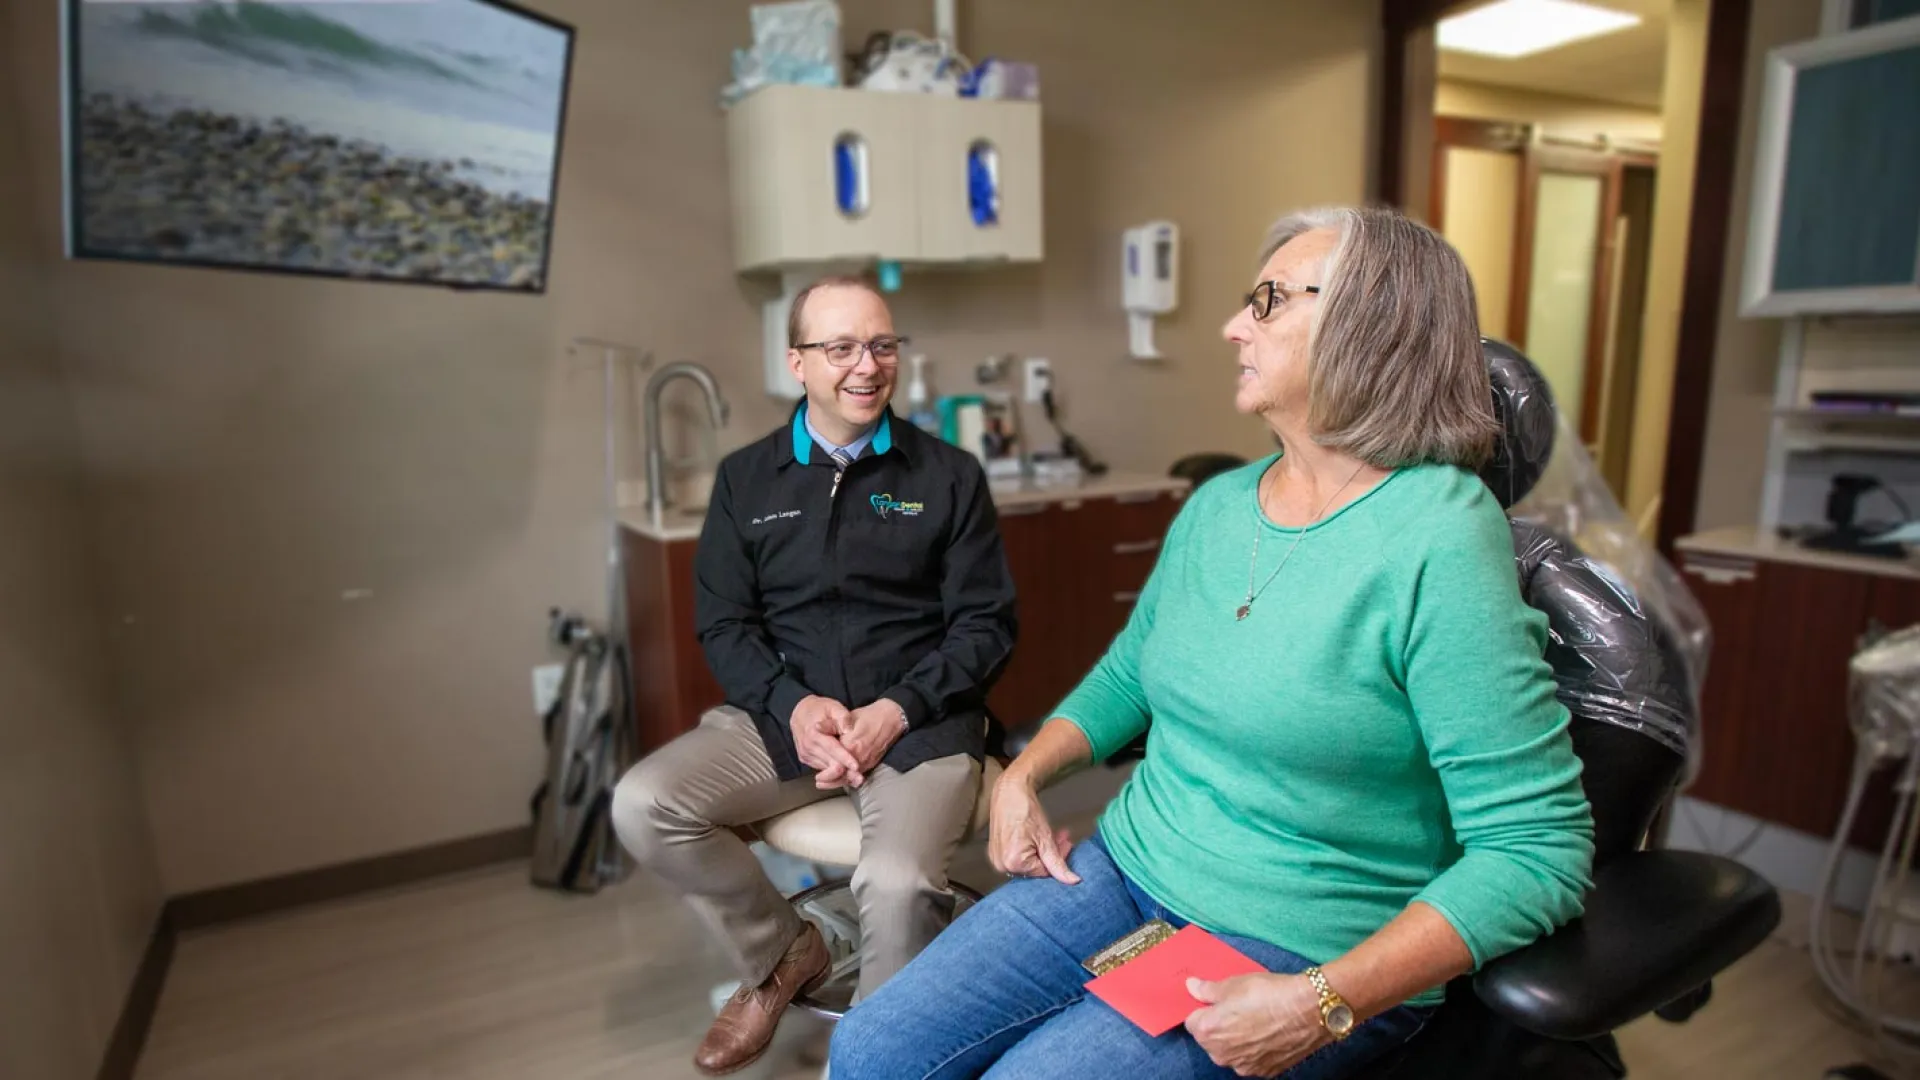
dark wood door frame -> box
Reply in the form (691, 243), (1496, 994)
(1656, 0), (1754, 554)
(1379, 0), (1753, 555)
(1381, 0), (1466, 211)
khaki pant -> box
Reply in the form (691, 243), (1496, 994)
(610, 706), (981, 1000)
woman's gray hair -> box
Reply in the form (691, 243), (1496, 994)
(1258, 206), (1498, 470)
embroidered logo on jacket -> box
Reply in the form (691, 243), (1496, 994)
(870, 493), (925, 520)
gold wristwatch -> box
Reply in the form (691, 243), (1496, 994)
(1303, 967), (1355, 1041)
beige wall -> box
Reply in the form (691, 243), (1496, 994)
(0, 5), (163, 1078)
(1691, 0), (1826, 531)
(1435, 78), (1665, 145)
(8, 0), (1381, 893)
(1622, 0), (1708, 530)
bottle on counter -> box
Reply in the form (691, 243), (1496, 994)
(906, 354), (941, 437)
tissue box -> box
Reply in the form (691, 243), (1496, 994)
(722, 1), (843, 105)
(750, 0), (842, 82)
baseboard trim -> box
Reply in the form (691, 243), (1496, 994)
(168, 825), (533, 932)
(96, 827), (535, 1078)
(94, 908), (175, 1080)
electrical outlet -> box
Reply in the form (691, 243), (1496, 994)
(532, 663), (565, 717)
(1024, 358), (1053, 404)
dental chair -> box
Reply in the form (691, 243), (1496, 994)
(1336, 340), (1781, 1077)
(1169, 452), (1248, 490)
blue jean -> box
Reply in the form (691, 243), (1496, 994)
(829, 834), (1430, 1080)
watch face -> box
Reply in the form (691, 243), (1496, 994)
(1327, 1003), (1356, 1036)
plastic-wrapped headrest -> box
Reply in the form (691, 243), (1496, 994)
(1480, 338), (1558, 510)
(1511, 518), (1693, 761)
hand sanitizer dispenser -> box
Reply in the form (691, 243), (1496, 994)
(1123, 222), (1178, 360)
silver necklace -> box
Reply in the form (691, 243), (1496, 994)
(1238, 461), (1367, 621)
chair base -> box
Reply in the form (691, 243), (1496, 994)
(784, 877), (986, 1020)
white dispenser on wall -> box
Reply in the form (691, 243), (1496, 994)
(1122, 221), (1178, 360)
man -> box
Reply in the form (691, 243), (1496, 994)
(610, 275), (1017, 1076)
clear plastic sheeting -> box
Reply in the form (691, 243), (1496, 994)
(1483, 339), (1710, 775)
(1849, 624), (1920, 762)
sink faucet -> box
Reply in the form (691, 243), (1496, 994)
(644, 361), (731, 526)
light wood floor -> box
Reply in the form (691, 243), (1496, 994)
(136, 837), (1920, 1080)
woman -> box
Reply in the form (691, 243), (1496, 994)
(829, 206), (1595, 1080)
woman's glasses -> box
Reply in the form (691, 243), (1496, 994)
(1245, 281), (1321, 321)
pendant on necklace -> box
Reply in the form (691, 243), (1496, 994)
(1236, 603), (1252, 621)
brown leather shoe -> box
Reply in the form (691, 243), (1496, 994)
(694, 922), (830, 1076)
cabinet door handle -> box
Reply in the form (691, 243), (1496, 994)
(1113, 590), (1143, 603)
(998, 502), (1047, 517)
(1112, 539), (1159, 555)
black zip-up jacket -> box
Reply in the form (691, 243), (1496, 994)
(692, 405), (1018, 781)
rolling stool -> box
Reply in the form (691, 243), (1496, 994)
(741, 756), (1005, 1021)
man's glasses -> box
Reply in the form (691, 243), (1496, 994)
(794, 336), (910, 367)
(1245, 281), (1321, 321)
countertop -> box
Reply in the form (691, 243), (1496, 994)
(619, 470), (1189, 543)
(1677, 524), (1920, 581)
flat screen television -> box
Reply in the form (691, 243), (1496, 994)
(63, 0), (575, 293)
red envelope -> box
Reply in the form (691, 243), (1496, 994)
(1084, 924), (1267, 1036)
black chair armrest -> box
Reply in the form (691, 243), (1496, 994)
(1472, 850), (1781, 1041)
(999, 719), (1147, 764)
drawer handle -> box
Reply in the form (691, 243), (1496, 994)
(1113, 590), (1142, 603)
(998, 502), (1047, 517)
(1681, 560), (1756, 585)
(1112, 539), (1159, 555)
(1114, 492), (1162, 505)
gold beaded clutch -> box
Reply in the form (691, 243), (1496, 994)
(1082, 919), (1178, 976)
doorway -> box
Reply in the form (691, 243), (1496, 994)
(1430, 117), (1658, 495)
(1380, 0), (1736, 530)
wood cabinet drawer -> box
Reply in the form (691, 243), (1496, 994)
(1078, 491), (1181, 592)
(986, 490), (1181, 730)
(1678, 550), (1920, 850)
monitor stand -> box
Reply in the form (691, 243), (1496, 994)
(1801, 527), (1906, 560)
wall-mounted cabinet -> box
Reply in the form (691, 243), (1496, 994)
(1740, 16), (1920, 316)
(725, 86), (1042, 272)
(917, 97), (1043, 263)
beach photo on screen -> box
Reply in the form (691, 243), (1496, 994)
(68, 0), (574, 291)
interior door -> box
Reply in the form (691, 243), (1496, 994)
(1430, 118), (1526, 341)
(1509, 145), (1621, 448)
